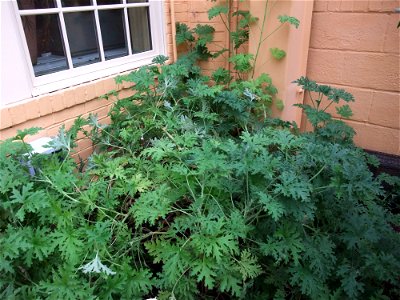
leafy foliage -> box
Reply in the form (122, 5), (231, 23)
(175, 22), (194, 45)
(208, 5), (229, 20)
(293, 76), (357, 144)
(1, 2), (399, 300)
(231, 10), (258, 50)
(178, 0), (299, 81)
(270, 47), (286, 60)
(229, 53), (254, 73)
(2, 60), (399, 299)
(278, 15), (300, 29)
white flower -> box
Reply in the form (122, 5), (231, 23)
(243, 88), (256, 102)
(164, 101), (173, 110)
(78, 252), (116, 276)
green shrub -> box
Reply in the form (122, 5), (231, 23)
(1, 2), (399, 299)
(1, 55), (399, 299)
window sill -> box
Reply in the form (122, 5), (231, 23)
(31, 53), (161, 96)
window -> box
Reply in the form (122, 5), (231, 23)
(13, 0), (166, 95)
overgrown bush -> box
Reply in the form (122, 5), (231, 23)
(1, 1), (400, 299)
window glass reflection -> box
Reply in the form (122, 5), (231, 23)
(97, 0), (121, 5)
(21, 14), (69, 76)
(17, 0), (56, 10)
(62, 0), (92, 8)
(99, 9), (128, 60)
(64, 11), (101, 67)
(128, 7), (152, 54)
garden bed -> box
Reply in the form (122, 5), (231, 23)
(1, 3), (399, 299)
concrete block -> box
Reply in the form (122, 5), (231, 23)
(306, 49), (344, 84)
(84, 98), (109, 114)
(190, 11), (214, 23)
(340, 0), (354, 11)
(84, 83), (97, 101)
(0, 108), (12, 130)
(76, 138), (93, 152)
(310, 12), (387, 52)
(175, 12), (188, 23)
(0, 127), (17, 140)
(49, 92), (66, 113)
(369, 91), (400, 128)
(9, 104), (28, 125)
(189, 1), (215, 13)
(174, 2), (188, 13)
(353, 1), (369, 11)
(313, 0), (329, 12)
(368, 0), (383, 11)
(383, 14), (400, 53)
(341, 52), (399, 92)
(94, 80), (106, 98)
(35, 114), (55, 129)
(323, 86), (374, 122)
(63, 88), (77, 108)
(348, 120), (399, 155)
(53, 104), (83, 124)
(381, 0), (399, 11)
(38, 96), (53, 116)
(23, 99), (41, 121)
(74, 86), (87, 105)
(327, 0), (341, 11)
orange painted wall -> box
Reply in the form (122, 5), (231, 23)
(249, 0), (314, 125)
(305, 0), (400, 155)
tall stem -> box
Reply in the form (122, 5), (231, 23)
(322, 100), (334, 113)
(251, 0), (269, 78)
(227, 0), (233, 80)
(308, 90), (317, 108)
(260, 23), (284, 43)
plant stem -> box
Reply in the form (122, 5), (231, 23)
(162, 127), (183, 151)
(308, 90), (317, 108)
(171, 267), (191, 297)
(308, 165), (326, 182)
(219, 13), (230, 33)
(260, 23), (284, 44)
(322, 100), (334, 113)
(302, 223), (317, 233)
(251, 0), (269, 78)
(228, 0), (233, 80)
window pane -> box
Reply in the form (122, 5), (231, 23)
(64, 11), (101, 67)
(97, 0), (121, 5)
(99, 9), (128, 60)
(62, 0), (92, 7)
(128, 7), (152, 54)
(17, 0), (56, 10)
(21, 14), (68, 76)
(127, 0), (148, 3)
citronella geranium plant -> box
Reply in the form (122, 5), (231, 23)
(1, 1), (399, 299)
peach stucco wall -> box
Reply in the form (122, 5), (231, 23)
(305, 0), (400, 155)
(249, 0), (314, 125)
(0, 0), (175, 161)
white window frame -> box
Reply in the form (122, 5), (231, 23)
(12, 0), (166, 96)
